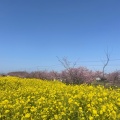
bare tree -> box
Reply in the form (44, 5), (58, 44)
(101, 50), (110, 86)
(57, 57), (95, 84)
(56, 56), (77, 70)
(56, 56), (76, 83)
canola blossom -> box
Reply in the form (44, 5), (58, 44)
(0, 76), (120, 120)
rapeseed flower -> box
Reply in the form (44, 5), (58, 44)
(0, 76), (120, 120)
(25, 113), (31, 118)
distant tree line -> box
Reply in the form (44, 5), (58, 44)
(3, 67), (120, 87)
(1, 55), (120, 87)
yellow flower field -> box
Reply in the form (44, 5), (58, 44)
(0, 76), (120, 120)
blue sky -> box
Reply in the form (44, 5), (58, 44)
(0, 0), (120, 73)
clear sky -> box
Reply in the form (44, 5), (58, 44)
(0, 0), (120, 73)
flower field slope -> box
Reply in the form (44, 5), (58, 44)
(0, 76), (120, 120)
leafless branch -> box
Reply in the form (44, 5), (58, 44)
(56, 56), (71, 70)
(102, 51), (110, 78)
